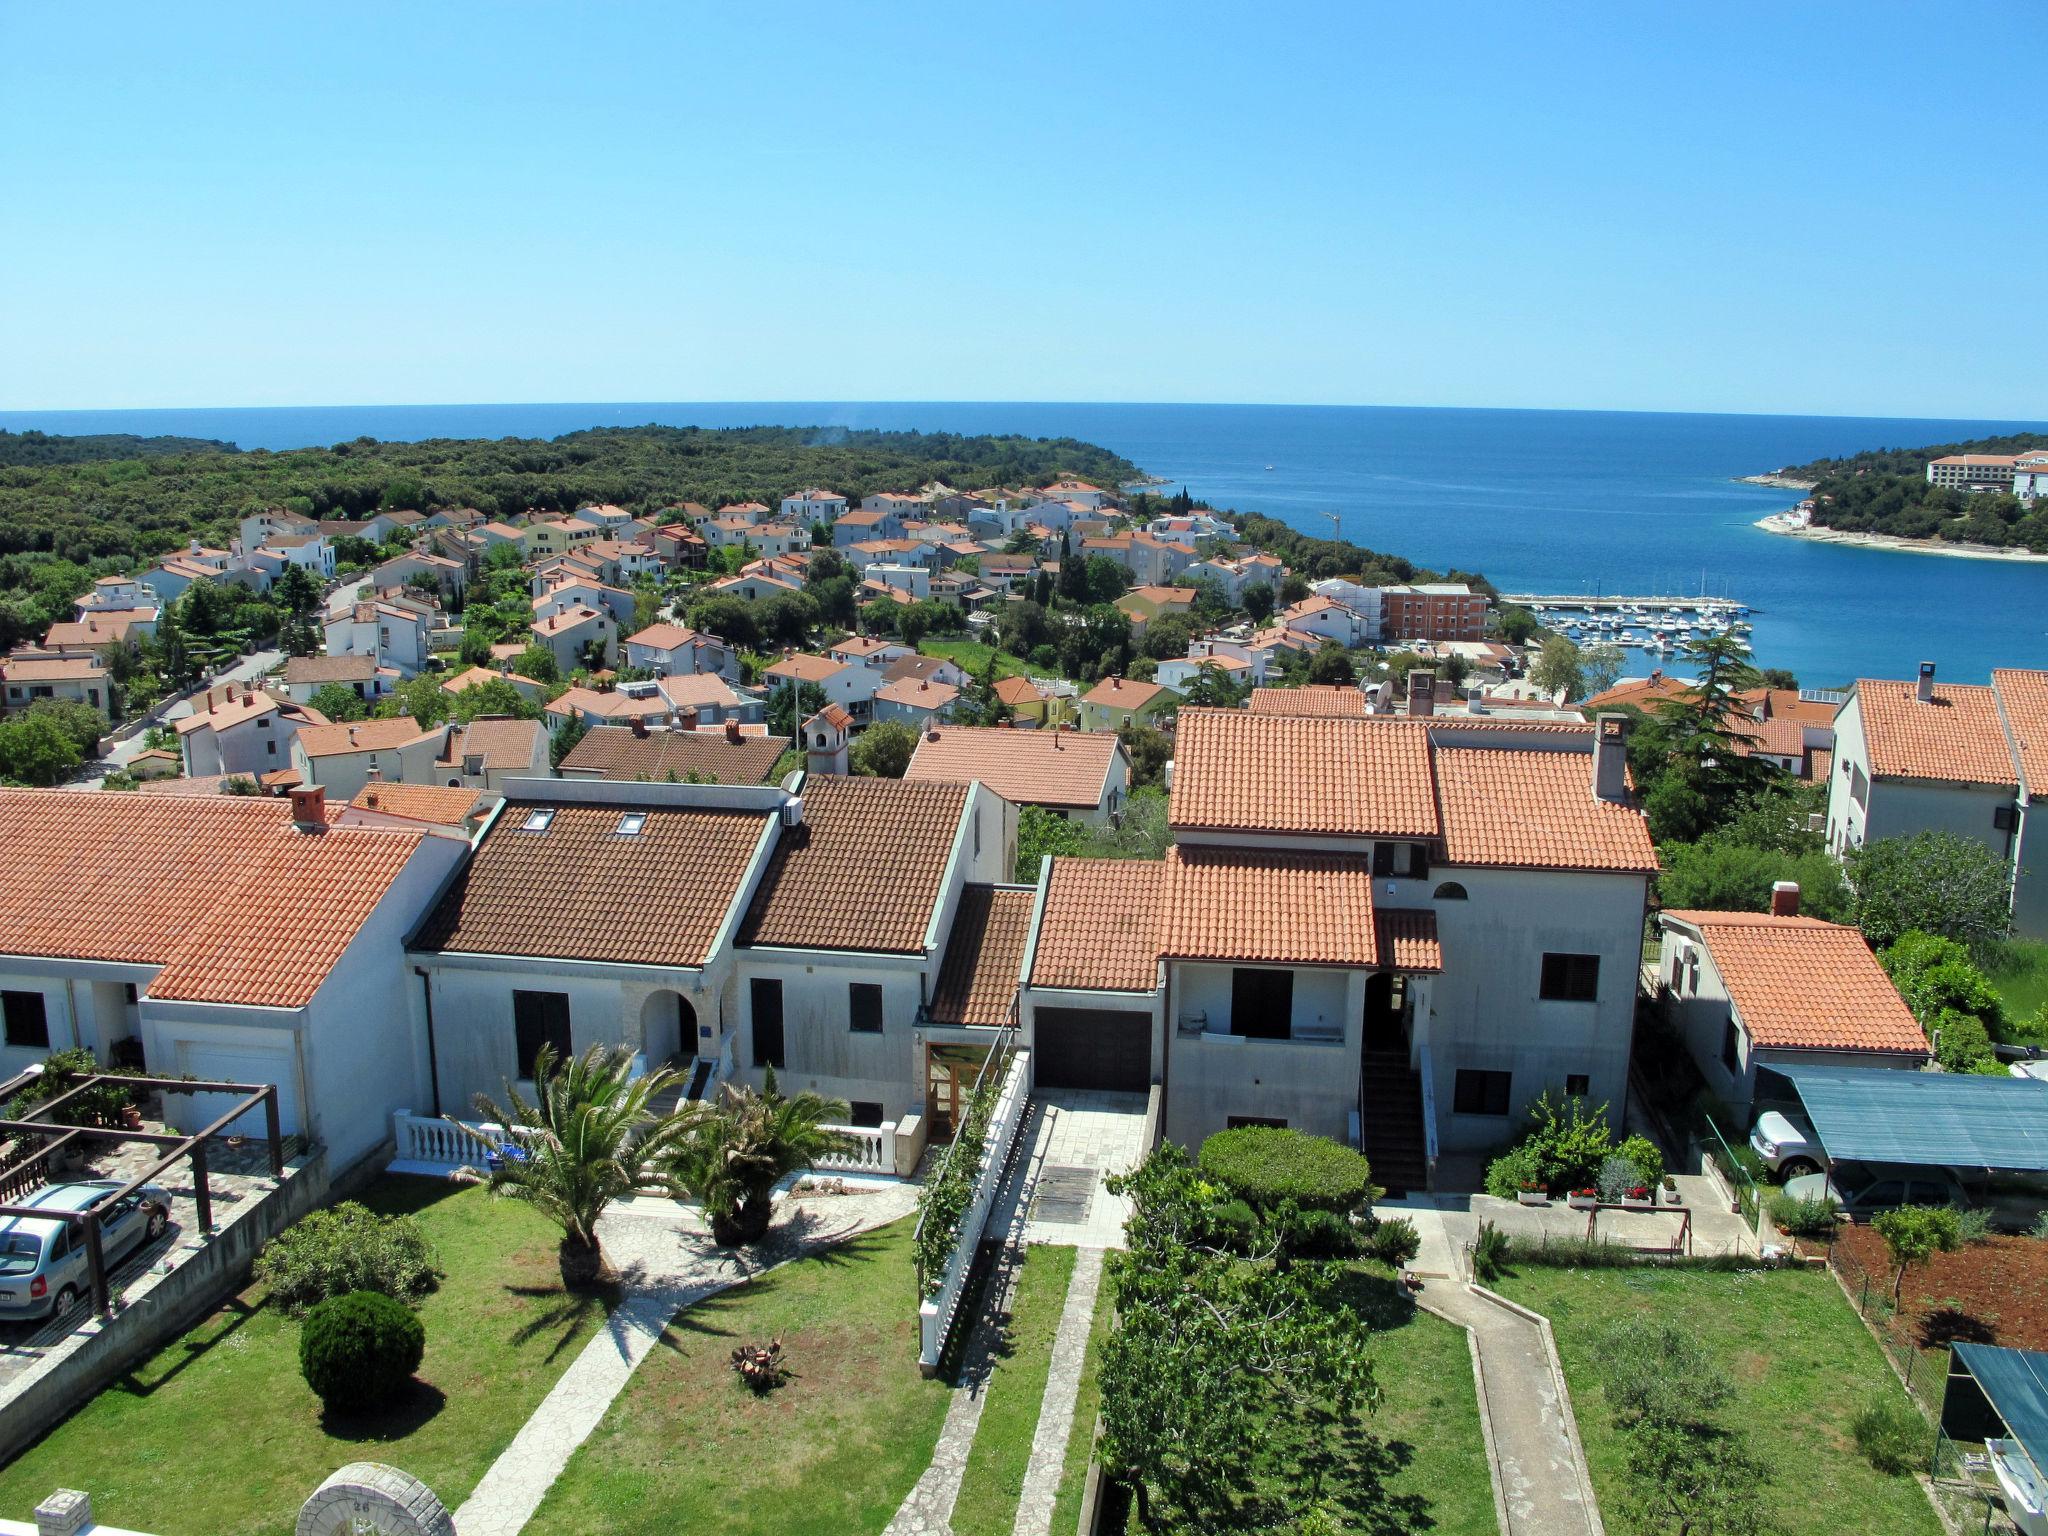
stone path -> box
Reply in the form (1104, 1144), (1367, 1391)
(1011, 1246), (1104, 1536)
(453, 1181), (918, 1536)
(990, 1090), (1148, 1248)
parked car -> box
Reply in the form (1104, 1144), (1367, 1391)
(1781, 1163), (1968, 1220)
(1749, 1110), (1824, 1178)
(0, 1181), (172, 1321)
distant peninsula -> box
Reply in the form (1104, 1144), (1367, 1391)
(0, 428), (239, 467)
(1748, 431), (2048, 557)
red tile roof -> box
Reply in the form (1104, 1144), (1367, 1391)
(905, 726), (1121, 809)
(1855, 678), (2017, 786)
(349, 782), (485, 826)
(1080, 677), (1170, 711)
(296, 717), (437, 757)
(1249, 685), (1367, 717)
(1993, 669), (2048, 795)
(1170, 710), (1438, 838)
(1029, 860), (1163, 992)
(1433, 747), (1657, 872)
(558, 724), (791, 783)
(928, 885), (1035, 1026)
(1159, 846), (1382, 967)
(1661, 912), (1928, 1053)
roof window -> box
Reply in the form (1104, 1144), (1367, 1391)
(520, 808), (557, 832)
(616, 812), (648, 837)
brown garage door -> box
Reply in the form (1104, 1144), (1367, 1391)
(1035, 1008), (1150, 1092)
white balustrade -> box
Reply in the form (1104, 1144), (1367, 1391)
(389, 1111), (533, 1172)
(918, 1046), (1031, 1369)
(813, 1123), (891, 1173)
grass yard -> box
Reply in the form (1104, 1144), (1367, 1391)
(952, 1244), (1078, 1536)
(919, 638), (1036, 681)
(1989, 938), (2048, 1025)
(531, 1217), (951, 1535)
(0, 1176), (610, 1536)
(1501, 1265), (1942, 1536)
(1049, 1258), (1116, 1536)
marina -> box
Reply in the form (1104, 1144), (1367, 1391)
(1500, 592), (1755, 656)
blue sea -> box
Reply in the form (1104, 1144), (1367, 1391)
(6, 400), (2046, 687)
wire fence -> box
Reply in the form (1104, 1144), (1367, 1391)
(1826, 1237), (1952, 1411)
(1699, 1113), (1762, 1234)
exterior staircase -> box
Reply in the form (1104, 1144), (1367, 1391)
(1359, 1051), (1429, 1197)
(648, 1057), (712, 1118)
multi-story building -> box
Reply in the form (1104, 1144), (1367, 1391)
(1382, 582), (1488, 643)
(1925, 451), (2048, 494)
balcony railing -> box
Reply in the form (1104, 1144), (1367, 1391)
(814, 1122), (892, 1174)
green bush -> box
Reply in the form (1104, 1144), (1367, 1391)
(298, 1290), (426, 1412)
(1518, 1091), (1616, 1193)
(1766, 1190), (1839, 1239)
(5, 1048), (132, 1126)
(1932, 1012), (2002, 1074)
(256, 1202), (438, 1314)
(1208, 1198), (1258, 1251)
(1954, 1205), (1995, 1245)
(1484, 1143), (1542, 1201)
(1851, 1397), (1927, 1476)
(1366, 1216), (1421, 1268)
(1197, 1127), (1374, 1214)
(1277, 1205), (1360, 1260)
(1618, 1134), (1666, 1190)
(1472, 1220), (1510, 1282)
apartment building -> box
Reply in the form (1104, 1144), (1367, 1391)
(1383, 582), (1488, 643)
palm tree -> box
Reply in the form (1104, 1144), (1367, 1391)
(658, 1069), (851, 1246)
(463, 1043), (680, 1287)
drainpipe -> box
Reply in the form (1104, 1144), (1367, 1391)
(414, 967), (442, 1117)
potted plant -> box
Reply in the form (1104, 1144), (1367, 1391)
(1623, 1183), (1655, 1209)
(1567, 1186), (1599, 1211)
(1663, 1175), (1681, 1206)
(1516, 1180), (1548, 1207)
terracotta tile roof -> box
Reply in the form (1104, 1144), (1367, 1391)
(655, 674), (747, 711)
(740, 777), (970, 953)
(876, 678), (959, 710)
(1993, 669), (2048, 794)
(1249, 685), (1367, 717)
(831, 636), (897, 659)
(766, 653), (847, 684)
(440, 665), (542, 693)
(905, 726), (1121, 809)
(813, 703), (855, 730)
(1029, 859), (1163, 992)
(883, 656), (956, 685)
(0, 788), (424, 1008)
(43, 612), (153, 648)
(1731, 712), (1807, 758)
(625, 622), (704, 651)
(1661, 912), (1929, 1054)
(417, 799), (774, 967)
(1434, 746), (1656, 871)
(1855, 678), (2017, 786)
(282, 655), (377, 685)
(351, 782), (484, 826)
(3, 655), (104, 682)
(1159, 846), (1382, 966)
(1170, 710), (1438, 838)
(1081, 677), (1170, 711)
(558, 725), (790, 784)
(928, 885), (1035, 1026)
(546, 687), (669, 722)
(1808, 748), (1833, 782)
(992, 675), (1047, 705)
(296, 717), (436, 758)
(441, 718), (547, 772)
(174, 690), (280, 735)
(1376, 908), (1443, 972)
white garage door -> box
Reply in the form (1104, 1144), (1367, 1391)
(169, 1041), (304, 1142)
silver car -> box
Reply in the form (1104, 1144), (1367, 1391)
(0, 1180), (172, 1320)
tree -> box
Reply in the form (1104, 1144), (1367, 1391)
(1119, 722), (1173, 789)
(516, 644), (561, 686)
(1307, 644), (1355, 686)
(462, 1043), (683, 1287)
(1580, 642), (1626, 699)
(1181, 664), (1247, 709)
(993, 599), (1051, 659)
(1759, 667), (1799, 691)
(755, 591), (820, 649)
(1497, 604), (1540, 644)
(686, 595), (762, 654)
(1015, 805), (1090, 882)
(1656, 841), (1851, 921)
(1848, 830), (2012, 953)
(850, 719), (917, 778)
(810, 574), (856, 630)
(1084, 555), (1127, 604)
(0, 710), (84, 786)
(1871, 1205), (1962, 1305)
(549, 716), (585, 768)
(382, 674), (450, 728)
(766, 679), (827, 738)
(1528, 634), (1584, 700)
(1635, 635), (1775, 833)
(1242, 582), (1275, 625)
(307, 683), (371, 723)
(1056, 531), (1086, 603)
(450, 676), (537, 724)
(658, 1071), (850, 1246)
(1139, 614), (1198, 662)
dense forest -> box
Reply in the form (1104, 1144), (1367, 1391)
(1771, 433), (2048, 553)
(0, 429), (238, 467)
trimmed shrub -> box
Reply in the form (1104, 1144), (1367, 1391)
(1198, 1127), (1373, 1214)
(1484, 1144), (1542, 1201)
(1366, 1216), (1421, 1268)
(1851, 1397), (1928, 1476)
(1766, 1190), (1840, 1239)
(1208, 1198), (1258, 1252)
(256, 1202), (439, 1314)
(299, 1290), (426, 1412)
(1278, 1205), (1360, 1260)
(1618, 1134), (1665, 1190)
(1597, 1154), (1643, 1205)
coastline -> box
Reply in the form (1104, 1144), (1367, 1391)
(1736, 473), (1818, 491)
(1753, 511), (2048, 565)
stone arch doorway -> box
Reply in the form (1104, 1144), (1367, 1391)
(641, 991), (698, 1066)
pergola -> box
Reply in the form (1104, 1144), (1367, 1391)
(0, 1068), (283, 1316)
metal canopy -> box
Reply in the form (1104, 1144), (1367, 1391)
(1949, 1344), (2048, 1474)
(1764, 1065), (2048, 1173)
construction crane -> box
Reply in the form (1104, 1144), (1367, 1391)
(1321, 512), (1341, 542)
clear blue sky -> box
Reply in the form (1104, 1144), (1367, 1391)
(3, 1), (2040, 417)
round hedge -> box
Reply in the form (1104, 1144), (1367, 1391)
(1198, 1127), (1374, 1214)
(299, 1289), (425, 1412)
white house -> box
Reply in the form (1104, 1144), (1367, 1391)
(623, 622), (740, 681)
(281, 654), (385, 704)
(324, 598), (438, 677)
(782, 488), (849, 524)
(1280, 594), (1376, 649)
(175, 688), (324, 778)
(763, 654), (881, 721)
(1, 653), (112, 715)
(290, 717), (448, 800)
(905, 725), (1129, 825)
(530, 605), (620, 674)
(436, 717), (552, 791)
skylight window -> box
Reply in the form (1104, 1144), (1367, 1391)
(616, 812), (648, 836)
(520, 808), (556, 832)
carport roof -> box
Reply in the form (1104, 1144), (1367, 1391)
(1951, 1344), (2048, 1476)
(1767, 1065), (2048, 1172)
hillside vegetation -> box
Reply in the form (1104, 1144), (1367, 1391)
(1771, 433), (2048, 552)
(0, 429), (238, 467)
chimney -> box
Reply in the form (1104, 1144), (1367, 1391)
(632, 715), (648, 738)
(365, 767), (383, 783)
(1770, 880), (1801, 917)
(1916, 661), (1936, 703)
(288, 785), (326, 829)
(724, 717), (741, 743)
(1407, 670), (1436, 717)
(1593, 712), (1630, 802)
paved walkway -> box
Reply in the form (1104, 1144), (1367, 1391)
(1011, 1246), (1104, 1536)
(453, 1181), (918, 1536)
(990, 1090), (1148, 1249)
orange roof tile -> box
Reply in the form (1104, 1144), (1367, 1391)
(1159, 846), (1381, 966)
(1080, 677), (1170, 710)
(350, 782), (485, 826)
(991, 675), (1047, 706)
(1249, 685), (1367, 717)
(1169, 710), (1438, 838)
(766, 653), (847, 684)
(740, 777), (971, 953)
(1376, 908), (1443, 972)
(928, 885), (1035, 1026)
(296, 717), (435, 757)
(1661, 912), (1928, 1053)
(905, 726), (1122, 809)
(876, 678), (959, 709)
(1029, 859), (1163, 992)
(440, 718), (547, 772)
(558, 725), (790, 783)
(1855, 678), (2017, 786)
(1993, 669), (2048, 795)
(1433, 747), (1657, 872)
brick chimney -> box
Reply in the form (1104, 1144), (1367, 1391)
(1771, 880), (1801, 917)
(724, 717), (741, 743)
(1407, 670), (1435, 717)
(1593, 713), (1630, 802)
(632, 715), (648, 738)
(1917, 661), (1936, 703)
(288, 785), (326, 829)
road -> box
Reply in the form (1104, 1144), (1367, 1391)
(68, 648), (284, 789)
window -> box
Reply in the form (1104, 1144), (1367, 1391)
(1453, 1069), (1512, 1116)
(1433, 881), (1468, 901)
(123, 984), (138, 1005)
(1226, 1115), (1288, 1130)
(1565, 1073), (1590, 1097)
(2, 992), (50, 1050)
(521, 808), (556, 832)
(511, 990), (571, 1078)
(1721, 1019), (1743, 1075)
(1374, 843), (1430, 880)
(616, 813), (647, 836)
(1230, 967), (1293, 1040)
(1539, 953), (1601, 1002)
(751, 979), (786, 1068)
(849, 983), (884, 1035)
(848, 1100), (885, 1129)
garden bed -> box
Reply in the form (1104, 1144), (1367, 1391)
(0, 1175), (611, 1536)
(1833, 1223), (2048, 1351)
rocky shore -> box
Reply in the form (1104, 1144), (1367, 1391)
(1754, 510), (2048, 564)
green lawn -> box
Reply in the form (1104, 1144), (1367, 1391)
(953, 1244), (1078, 1536)
(1990, 938), (2048, 1025)
(0, 1176), (611, 1536)
(1501, 1266), (1942, 1536)
(531, 1217), (951, 1535)
(919, 638), (1036, 681)
(1049, 1259), (1116, 1536)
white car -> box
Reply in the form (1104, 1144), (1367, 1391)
(1748, 1110), (1824, 1179)
(2010, 1059), (2048, 1084)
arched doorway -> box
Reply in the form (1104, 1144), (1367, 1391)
(640, 991), (697, 1067)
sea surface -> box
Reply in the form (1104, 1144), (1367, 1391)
(6, 400), (2046, 687)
